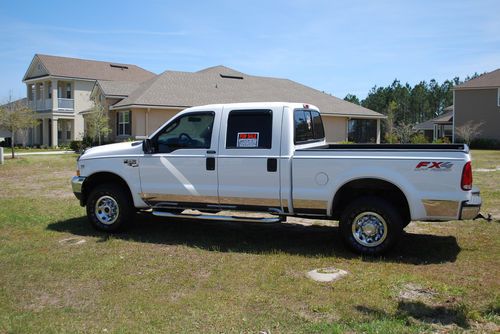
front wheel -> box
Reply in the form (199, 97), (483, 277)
(86, 183), (133, 232)
(339, 196), (403, 255)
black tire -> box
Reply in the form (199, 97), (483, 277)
(339, 196), (403, 255)
(86, 183), (133, 232)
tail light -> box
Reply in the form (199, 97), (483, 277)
(461, 161), (473, 190)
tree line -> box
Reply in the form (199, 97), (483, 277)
(344, 73), (481, 125)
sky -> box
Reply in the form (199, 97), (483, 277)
(0, 0), (499, 101)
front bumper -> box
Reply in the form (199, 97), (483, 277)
(71, 176), (86, 200)
(460, 188), (482, 220)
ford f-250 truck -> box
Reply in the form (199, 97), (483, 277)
(71, 102), (481, 255)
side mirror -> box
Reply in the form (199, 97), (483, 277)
(142, 138), (154, 154)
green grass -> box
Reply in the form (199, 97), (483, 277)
(0, 152), (499, 333)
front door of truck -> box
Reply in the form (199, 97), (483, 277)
(139, 108), (221, 210)
(216, 106), (282, 211)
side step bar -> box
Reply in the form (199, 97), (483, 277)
(152, 210), (283, 223)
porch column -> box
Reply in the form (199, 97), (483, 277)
(433, 124), (438, 141)
(376, 119), (381, 144)
(51, 79), (58, 111)
(33, 83), (38, 110)
(51, 118), (58, 148)
(42, 119), (49, 147)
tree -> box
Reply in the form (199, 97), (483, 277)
(344, 94), (360, 105)
(0, 95), (39, 158)
(455, 121), (484, 146)
(85, 102), (111, 146)
(384, 101), (398, 143)
(394, 122), (415, 144)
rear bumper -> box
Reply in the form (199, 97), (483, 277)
(459, 188), (482, 220)
(71, 176), (86, 201)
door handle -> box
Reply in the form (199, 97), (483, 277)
(267, 158), (277, 172)
(207, 150), (216, 154)
(206, 157), (215, 171)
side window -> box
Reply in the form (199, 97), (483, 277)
(154, 112), (214, 153)
(226, 110), (272, 149)
(294, 109), (325, 143)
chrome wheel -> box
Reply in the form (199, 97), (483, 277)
(351, 211), (388, 247)
(94, 195), (119, 225)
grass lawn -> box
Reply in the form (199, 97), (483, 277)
(0, 151), (498, 333)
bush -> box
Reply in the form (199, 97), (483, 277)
(338, 140), (355, 144)
(410, 133), (429, 144)
(433, 137), (451, 144)
(69, 141), (83, 152)
(384, 133), (399, 144)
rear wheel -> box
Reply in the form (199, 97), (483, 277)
(86, 183), (133, 232)
(339, 196), (403, 255)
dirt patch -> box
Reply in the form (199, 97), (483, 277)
(399, 283), (437, 302)
(22, 280), (101, 312)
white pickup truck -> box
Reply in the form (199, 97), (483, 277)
(71, 102), (481, 255)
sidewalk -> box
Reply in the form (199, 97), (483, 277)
(5, 150), (76, 158)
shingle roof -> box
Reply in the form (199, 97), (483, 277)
(113, 65), (384, 118)
(414, 111), (453, 130)
(24, 54), (156, 82)
(455, 69), (500, 89)
(95, 80), (143, 97)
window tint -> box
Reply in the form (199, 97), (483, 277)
(294, 109), (325, 143)
(155, 112), (214, 153)
(226, 110), (272, 149)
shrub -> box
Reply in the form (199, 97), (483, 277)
(384, 133), (399, 144)
(433, 137), (451, 144)
(69, 141), (83, 152)
(410, 133), (429, 144)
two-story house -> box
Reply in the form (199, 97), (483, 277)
(22, 54), (155, 147)
(453, 68), (500, 141)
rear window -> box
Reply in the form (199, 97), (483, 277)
(226, 110), (273, 149)
(294, 109), (325, 144)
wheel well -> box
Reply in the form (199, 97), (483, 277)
(81, 172), (132, 206)
(331, 178), (411, 222)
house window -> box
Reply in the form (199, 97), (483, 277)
(497, 88), (500, 107)
(48, 82), (52, 99)
(348, 119), (377, 143)
(66, 83), (72, 99)
(117, 111), (131, 136)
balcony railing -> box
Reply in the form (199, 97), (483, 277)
(29, 99), (51, 111)
(28, 98), (74, 111)
(58, 98), (74, 110)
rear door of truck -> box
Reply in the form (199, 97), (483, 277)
(216, 105), (283, 211)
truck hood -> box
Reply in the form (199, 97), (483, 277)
(80, 141), (144, 160)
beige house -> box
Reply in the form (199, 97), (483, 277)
(453, 68), (500, 141)
(22, 54), (155, 147)
(93, 65), (385, 143)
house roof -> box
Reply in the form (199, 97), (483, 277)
(95, 80), (143, 97)
(23, 54), (156, 82)
(454, 69), (500, 89)
(414, 111), (453, 130)
(112, 65), (385, 118)
(1, 97), (28, 110)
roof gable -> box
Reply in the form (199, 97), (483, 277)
(23, 55), (49, 81)
(23, 54), (156, 82)
(455, 69), (500, 89)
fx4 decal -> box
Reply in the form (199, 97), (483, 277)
(415, 161), (453, 171)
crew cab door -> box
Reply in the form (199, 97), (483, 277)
(139, 108), (221, 209)
(217, 106), (282, 211)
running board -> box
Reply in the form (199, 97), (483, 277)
(152, 211), (283, 223)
